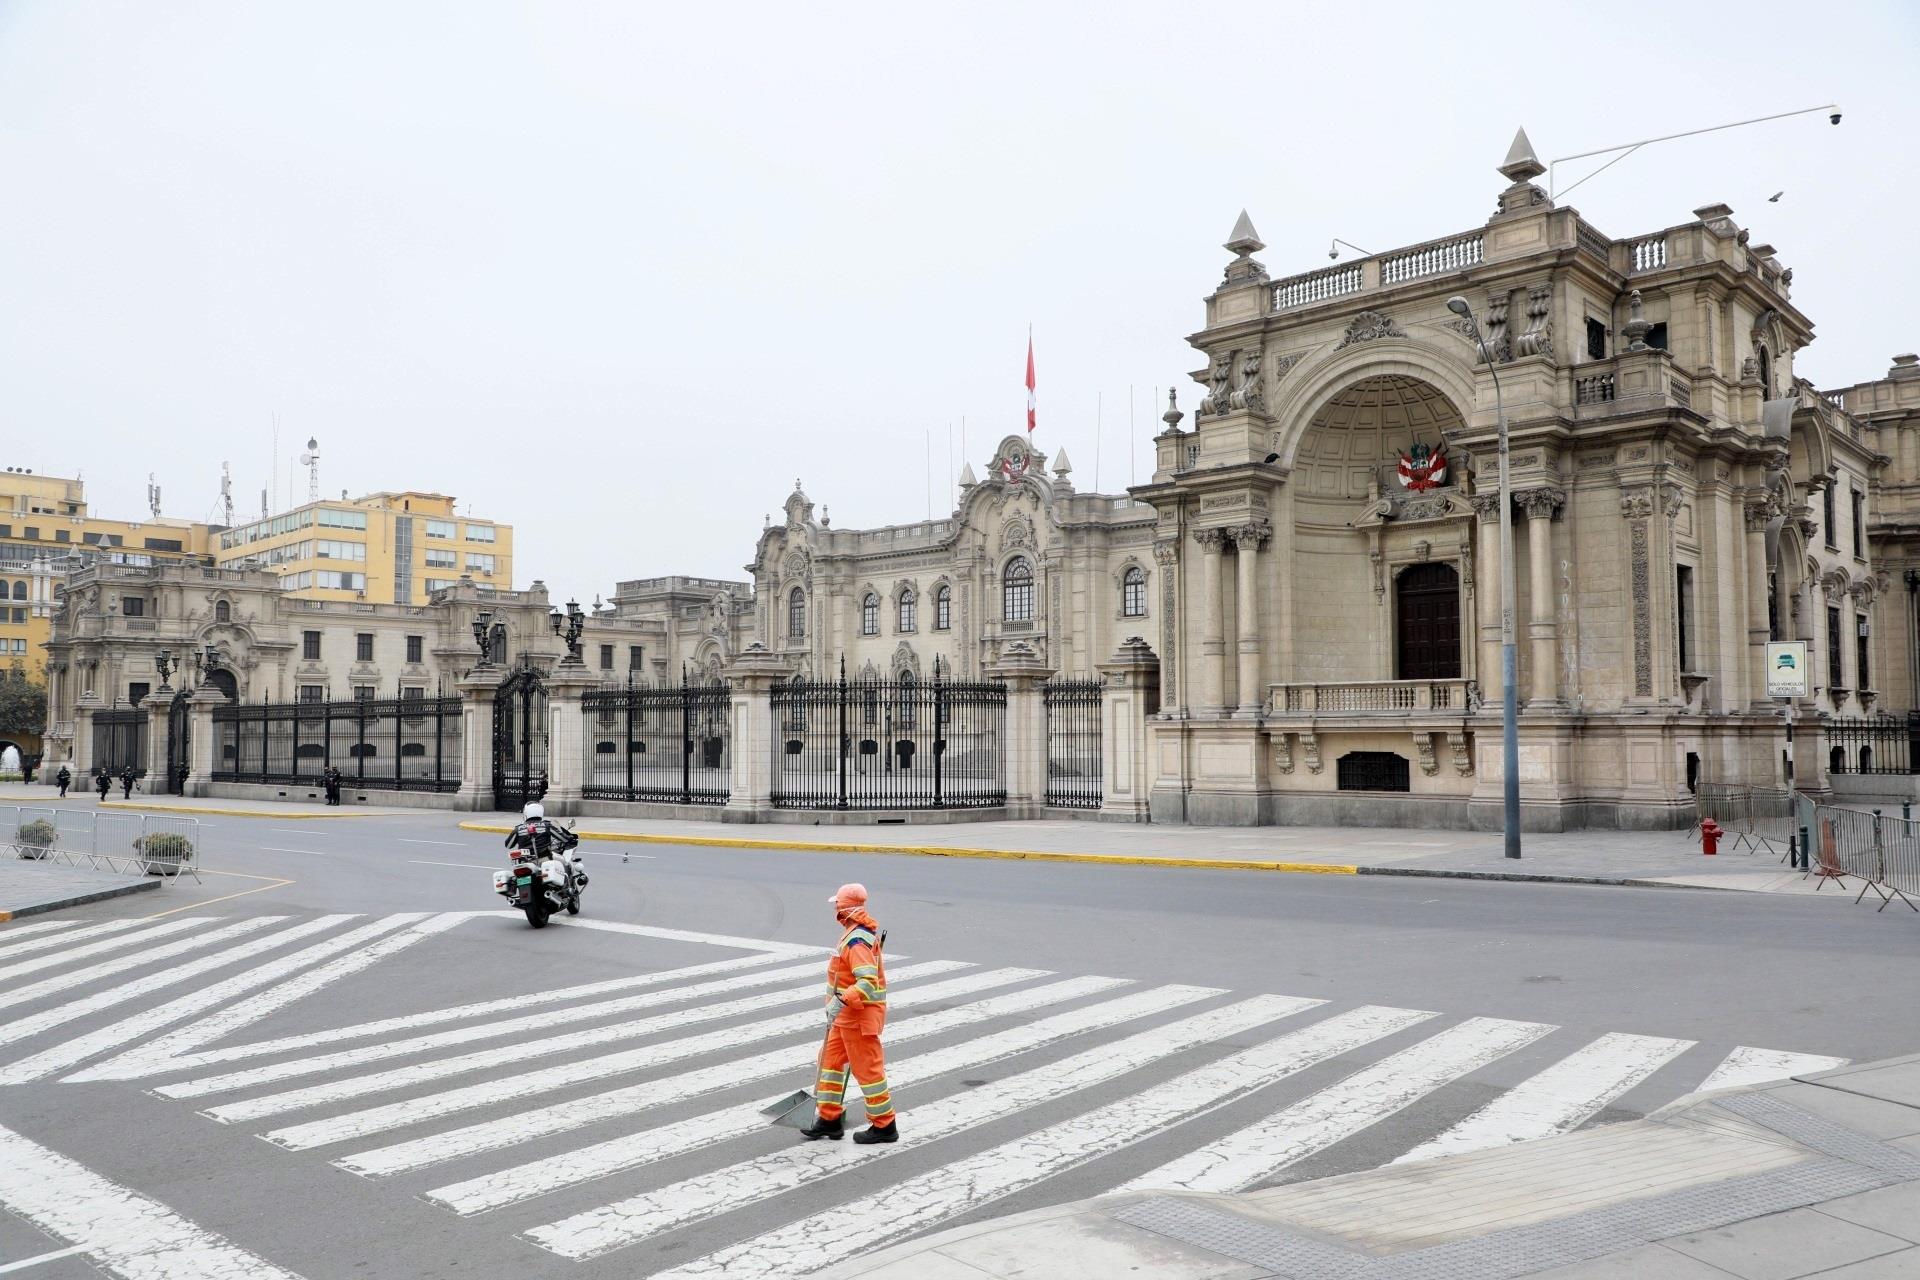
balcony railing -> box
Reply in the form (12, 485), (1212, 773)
(1380, 233), (1483, 285)
(1269, 679), (1473, 715)
(1273, 263), (1362, 311)
(1629, 235), (1668, 273)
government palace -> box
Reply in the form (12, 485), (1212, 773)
(30, 132), (1920, 830)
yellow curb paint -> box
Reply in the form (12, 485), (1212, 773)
(99, 802), (386, 820)
(0, 910), (13, 922)
(454, 822), (1359, 876)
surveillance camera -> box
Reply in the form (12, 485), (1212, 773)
(1830, 112), (1841, 125)
(1328, 249), (1338, 260)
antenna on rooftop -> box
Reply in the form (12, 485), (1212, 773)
(299, 437), (321, 503)
(220, 462), (233, 526)
(146, 473), (162, 519)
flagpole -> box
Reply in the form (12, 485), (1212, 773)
(926, 427), (932, 519)
(1095, 391), (1103, 493)
(1129, 385), (1136, 487)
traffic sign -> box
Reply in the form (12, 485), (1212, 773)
(1765, 641), (1809, 698)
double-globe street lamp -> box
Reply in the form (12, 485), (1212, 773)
(1446, 296), (1521, 860)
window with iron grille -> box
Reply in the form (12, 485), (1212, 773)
(406, 634), (423, 664)
(1828, 606), (1844, 686)
(356, 632), (374, 662)
(861, 594), (879, 635)
(1336, 751), (1410, 792)
(898, 589), (916, 633)
(788, 589), (805, 640)
(1122, 565), (1146, 617)
(1003, 557), (1034, 622)
(934, 585), (951, 630)
(303, 630), (321, 661)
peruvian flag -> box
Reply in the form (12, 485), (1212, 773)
(1025, 330), (1036, 434)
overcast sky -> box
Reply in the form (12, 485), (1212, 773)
(2, 2), (1914, 601)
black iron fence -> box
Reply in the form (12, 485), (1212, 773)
(1825, 714), (1920, 775)
(212, 696), (463, 792)
(1043, 677), (1102, 809)
(91, 708), (147, 779)
(583, 678), (731, 805)
(770, 661), (1005, 809)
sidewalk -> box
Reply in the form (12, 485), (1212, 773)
(457, 814), (1842, 897)
(864, 1056), (1920, 1280)
(0, 783), (413, 819)
(0, 858), (158, 921)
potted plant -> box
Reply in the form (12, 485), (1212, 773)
(16, 818), (56, 860)
(131, 831), (194, 876)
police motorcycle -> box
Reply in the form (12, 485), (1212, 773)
(494, 803), (588, 929)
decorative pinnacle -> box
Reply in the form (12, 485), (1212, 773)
(1224, 209), (1264, 255)
(1161, 388), (1185, 431)
(1498, 127), (1546, 183)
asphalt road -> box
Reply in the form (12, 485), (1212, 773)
(2, 806), (1916, 1280)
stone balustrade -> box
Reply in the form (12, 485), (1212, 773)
(1268, 678), (1473, 715)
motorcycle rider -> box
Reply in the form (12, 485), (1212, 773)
(504, 801), (586, 894)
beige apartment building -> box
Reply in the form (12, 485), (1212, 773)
(212, 491), (511, 606)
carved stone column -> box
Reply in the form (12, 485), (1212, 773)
(1196, 528), (1230, 717)
(1153, 540), (1181, 717)
(1470, 494), (1504, 694)
(1744, 497), (1774, 707)
(1620, 489), (1657, 701)
(1231, 521), (1271, 718)
(1516, 487), (1565, 705)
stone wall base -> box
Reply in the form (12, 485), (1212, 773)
(200, 781), (459, 810)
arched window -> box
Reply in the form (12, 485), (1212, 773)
(10, 581), (24, 601)
(861, 593), (879, 635)
(1002, 557), (1034, 622)
(897, 589), (916, 633)
(896, 669), (917, 727)
(1122, 566), (1146, 617)
(1757, 346), (1773, 397)
(215, 599), (231, 623)
(787, 588), (805, 640)
(934, 585), (952, 631)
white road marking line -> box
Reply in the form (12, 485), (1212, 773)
(258, 847), (329, 857)
(165, 955), (847, 1102)
(0, 919), (85, 948)
(0, 917), (212, 987)
(200, 961), (973, 1124)
(1123, 1015), (1557, 1194)
(399, 839), (470, 847)
(285, 966), (1040, 1155)
(661, 1003), (1433, 1280)
(0, 1121), (307, 1280)
(130, 950), (799, 1075)
(429, 980), (1228, 1214)
(523, 991), (1292, 1260)
(550, 915), (820, 955)
(0, 919), (283, 1028)
(1394, 1031), (1695, 1164)
(1698, 1045), (1850, 1093)
(5, 917), (361, 1081)
(72, 914), (456, 1082)
(406, 860), (499, 871)
(267, 828), (339, 837)
(0, 1243), (91, 1273)
(357, 972), (1128, 1180)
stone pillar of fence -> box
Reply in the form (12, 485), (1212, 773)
(183, 683), (227, 797)
(142, 688), (178, 792)
(1098, 636), (1161, 822)
(71, 688), (102, 778)
(543, 658), (597, 817)
(722, 643), (790, 821)
(454, 665), (505, 812)
(988, 640), (1056, 819)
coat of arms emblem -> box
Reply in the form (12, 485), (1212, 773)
(997, 446), (1030, 483)
(1396, 442), (1448, 492)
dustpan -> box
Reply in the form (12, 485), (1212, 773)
(761, 1088), (866, 1129)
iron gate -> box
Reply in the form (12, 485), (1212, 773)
(583, 675), (731, 805)
(492, 660), (549, 811)
(162, 694), (191, 794)
(1043, 677), (1103, 809)
(91, 708), (146, 782)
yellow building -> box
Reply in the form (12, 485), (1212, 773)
(0, 468), (215, 679)
(212, 491), (512, 606)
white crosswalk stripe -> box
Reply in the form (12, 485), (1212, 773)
(0, 910), (1856, 1278)
(0, 918), (89, 950)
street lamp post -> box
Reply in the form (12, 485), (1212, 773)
(1448, 296), (1521, 859)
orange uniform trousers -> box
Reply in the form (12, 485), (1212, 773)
(815, 1022), (895, 1128)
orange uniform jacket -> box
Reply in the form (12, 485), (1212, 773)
(826, 909), (887, 1035)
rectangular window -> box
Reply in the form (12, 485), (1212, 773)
(353, 685), (376, 702)
(1858, 615), (1872, 691)
(11, 607), (23, 624)
(1828, 606), (1844, 688)
(143, 537), (183, 552)
(599, 644), (613, 671)
(316, 570), (365, 591)
(318, 509), (369, 530)
(406, 635), (423, 664)
(316, 539), (367, 561)
(24, 526), (40, 541)
(303, 630), (321, 661)
(425, 548), (456, 569)
(465, 553), (495, 574)
(464, 523), (496, 543)
(356, 632), (374, 662)
(424, 578), (454, 593)
(0, 524), (10, 537)
(128, 682), (150, 706)
(402, 686), (424, 703)
(1824, 484), (1838, 550)
(55, 530), (68, 543)
(1852, 489), (1865, 558)
(299, 684), (326, 703)
(1675, 565), (1694, 671)
(425, 519), (455, 539)
(1646, 322), (1668, 351)
(122, 596), (145, 617)
(629, 645), (643, 671)
(935, 590), (951, 631)
(1586, 317), (1606, 361)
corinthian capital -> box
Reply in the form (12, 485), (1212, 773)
(1229, 520), (1273, 551)
(1514, 487), (1566, 521)
(1194, 527), (1232, 551)
(1469, 493), (1506, 523)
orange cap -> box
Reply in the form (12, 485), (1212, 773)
(828, 883), (868, 910)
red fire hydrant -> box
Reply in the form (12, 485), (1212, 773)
(1700, 819), (1722, 856)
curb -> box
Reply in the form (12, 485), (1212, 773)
(98, 802), (387, 820)
(0, 877), (161, 921)
(455, 822), (1714, 889)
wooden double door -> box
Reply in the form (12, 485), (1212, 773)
(1396, 562), (1462, 680)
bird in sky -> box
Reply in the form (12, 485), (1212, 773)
(1768, 191), (1784, 202)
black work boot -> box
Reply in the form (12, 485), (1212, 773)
(853, 1121), (898, 1145)
(798, 1114), (843, 1141)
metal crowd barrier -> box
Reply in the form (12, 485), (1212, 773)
(1691, 783), (1795, 857)
(1809, 804), (1920, 913)
(4, 804), (203, 884)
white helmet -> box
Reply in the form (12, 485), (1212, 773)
(522, 802), (544, 821)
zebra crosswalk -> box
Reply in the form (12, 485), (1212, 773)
(0, 909), (1853, 1279)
